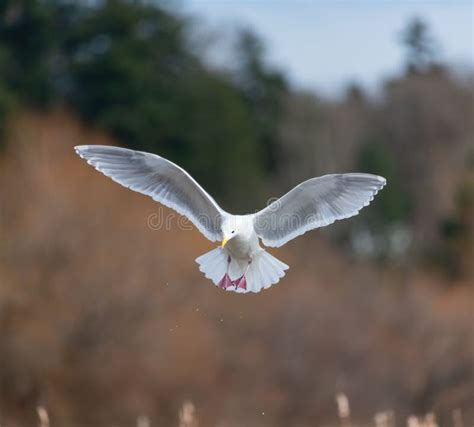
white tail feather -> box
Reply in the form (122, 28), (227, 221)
(196, 248), (288, 293)
(195, 247), (227, 283)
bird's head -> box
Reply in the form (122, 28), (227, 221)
(221, 228), (236, 248)
(221, 218), (243, 248)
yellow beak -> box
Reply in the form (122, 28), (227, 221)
(221, 238), (229, 248)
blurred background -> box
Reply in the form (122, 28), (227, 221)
(0, 1), (473, 426)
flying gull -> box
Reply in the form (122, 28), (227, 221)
(75, 145), (386, 293)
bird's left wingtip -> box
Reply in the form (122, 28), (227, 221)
(378, 175), (387, 187)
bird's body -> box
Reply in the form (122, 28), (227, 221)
(195, 214), (288, 292)
(75, 145), (386, 293)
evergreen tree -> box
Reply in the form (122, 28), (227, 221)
(401, 17), (438, 72)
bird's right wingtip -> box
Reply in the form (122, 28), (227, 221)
(74, 145), (88, 153)
(74, 146), (87, 161)
(74, 145), (96, 160)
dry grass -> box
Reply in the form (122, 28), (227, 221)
(0, 111), (472, 427)
(2, 399), (463, 427)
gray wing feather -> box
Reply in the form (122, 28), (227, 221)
(75, 145), (225, 241)
(253, 173), (386, 247)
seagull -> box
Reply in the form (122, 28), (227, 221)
(75, 145), (386, 293)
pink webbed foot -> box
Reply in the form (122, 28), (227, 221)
(218, 274), (233, 290)
(234, 275), (247, 291)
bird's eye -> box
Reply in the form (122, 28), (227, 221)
(231, 230), (235, 234)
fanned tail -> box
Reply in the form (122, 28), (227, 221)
(195, 247), (228, 284)
(245, 250), (288, 293)
(196, 248), (288, 294)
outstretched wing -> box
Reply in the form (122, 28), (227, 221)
(75, 145), (225, 241)
(253, 173), (386, 247)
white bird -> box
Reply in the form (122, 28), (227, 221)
(75, 145), (386, 293)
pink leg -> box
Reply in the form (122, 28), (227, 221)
(235, 276), (247, 290)
(234, 260), (251, 291)
(218, 256), (233, 290)
(218, 274), (233, 289)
